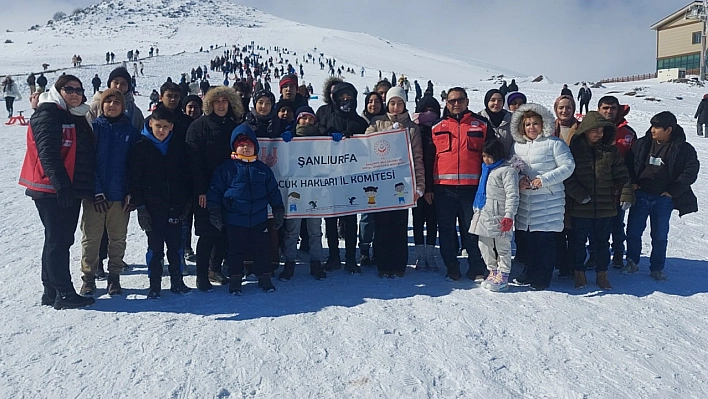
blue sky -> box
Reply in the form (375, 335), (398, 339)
(2, 0), (688, 82)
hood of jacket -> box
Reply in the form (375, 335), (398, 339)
(331, 82), (358, 115)
(230, 123), (260, 155)
(572, 111), (617, 146)
(322, 76), (344, 105)
(614, 104), (631, 128)
(415, 95), (441, 116)
(510, 103), (555, 143)
(203, 86), (244, 120)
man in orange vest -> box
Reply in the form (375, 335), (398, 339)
(430, 87), (492, 281)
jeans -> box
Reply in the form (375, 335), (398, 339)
(35, 197), (82, 293)
(226, 222), (269, 276)
(516, 230), (556, 288)
(626, 191), (673, 272)
(373, 210), (409, 274)
(571, 217), (612, 272)
(5, 96), (14, 116)
(146, 210), (182, 279)
(412, 197), (437, 246)
(433, 185), (485, 275)
(284, 218), (323, 262)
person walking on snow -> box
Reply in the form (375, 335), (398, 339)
(2, 75), (22, 118)
(694, 93), (708, 137)
(577, 82), (592, 114)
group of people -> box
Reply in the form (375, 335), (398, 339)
(19, 59), (699, 309)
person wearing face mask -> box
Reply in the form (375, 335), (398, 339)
(411, 95), (441, 271)
(185, 86), (244, 292)
(315, 80), (369, 273)
(479, 89), (513, 158)
(20, 75), (96, 309)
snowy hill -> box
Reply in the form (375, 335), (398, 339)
(2, 0), (708, 398)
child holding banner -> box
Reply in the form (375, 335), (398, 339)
(280, 106), (327, 281)
(365, 86), (425, 277)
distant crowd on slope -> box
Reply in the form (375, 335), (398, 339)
(11, 41), (699, 310)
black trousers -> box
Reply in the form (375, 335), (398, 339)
(374, 210), (409, 274)
(412, 197), (437, 246)
(226, 222), (269, 276)
(325, 215), (357, 259)
(146, 210), (182, 279)
(196, 232), (227, 280)
(35, 197), (81, 293)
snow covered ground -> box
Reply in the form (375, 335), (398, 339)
(1, 0), (708, 397)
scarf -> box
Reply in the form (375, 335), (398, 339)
(472, 159), (504, 211)
(231, 153), (257, 162)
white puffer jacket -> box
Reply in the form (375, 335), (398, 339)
(469, 162), (519, 238)
(509, 103), (575, 232)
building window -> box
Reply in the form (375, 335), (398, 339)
(657, 53), (701, 71)
(693, 31), (702, 44)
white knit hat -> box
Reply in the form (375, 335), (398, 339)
(386, 86), (406, 105)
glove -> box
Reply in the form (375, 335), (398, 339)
(56, 187), (76, 208)
(209, 207), (224, 231)
(137, 207), (152, 232)
(122, 195), (137, 213)
(93, 194), (110, 213)
(500, 217), (514, 233)
(580, 196), (591, 204)
(621, 202), (631, 211)
(392, 122), (400, 129)
(331, 132), (343, 142)
(272, 207), (285, 230)
(281, 131), (293, 142)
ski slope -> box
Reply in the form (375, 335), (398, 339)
(1, 0), (707, 397)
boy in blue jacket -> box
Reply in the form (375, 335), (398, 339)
(80, 88), (140, 297)
(128, 107), (193, 299)
(207, 124), (285, 294)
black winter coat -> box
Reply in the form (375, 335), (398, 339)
(627, 126), (700, 216)
(244, 111), (276, 138)
(316, 105), (368, 137)
(146, 103), (194, 143)
(695, 98), (708, 123)
(128, 134), (190, 218)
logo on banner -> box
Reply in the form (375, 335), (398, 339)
(261, 147), (278, 167)
(373, 139), (391, 157)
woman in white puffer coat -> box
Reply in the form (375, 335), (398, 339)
(509, 103), (575, 290)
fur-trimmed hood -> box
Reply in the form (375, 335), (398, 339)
(321, 76), (344, 105)
(203, 86), (244, 120)
(510, 103), (555, 143)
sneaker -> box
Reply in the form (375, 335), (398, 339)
(345, 257), (361, 275)
(324, 255), (342, 271)
(481, 270), (497, 289)
(258, 273), (276, 293)
(229, 274), (243, 295)
(596, 271), (612, 290)
(184, 250), (197, 263)
(622, 259), (638, 274)
(511, 275), (531, 287)
(309, 261), (326, 280)
(487, 272), (509, 292)
(574, 270), (587, 289)
(79, 276), (96, 297)
(53, 291), (95, 310)
(650, 270), (668, 281)
(147, 289), (160, 299)
(208, 270), (229, 285)
(107, 275), (122, 296)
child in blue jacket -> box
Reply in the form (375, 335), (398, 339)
(207, 124), (285, 294)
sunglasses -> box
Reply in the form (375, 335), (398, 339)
(447, 98), (466, 105)
(62, 86), (85, 95)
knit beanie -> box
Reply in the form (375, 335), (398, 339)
(234, 134), (255, 148)
(386, 86), (406, 105)
(507, 92), (527, 106)
(295, 105), (316, 123)
(279, 74), (298, 90)
(108, 67), (132, 90)
(252, 89), (276, 107)
(181, 94), (202, 111)
(100, 88), (126, 114)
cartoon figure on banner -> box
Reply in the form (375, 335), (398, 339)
(394, 182), (408, 204)
(308, 200), (318, 209)
(288, 192), (301, 212)
(364, 186), (378, 207)
(348, 197), (356, 205)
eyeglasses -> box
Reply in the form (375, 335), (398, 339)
(447, 98), (466, 105)
(62, 86), (84, 95)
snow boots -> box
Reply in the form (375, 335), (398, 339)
(107, 275), (122, 296)
(279, 261), (296, 281)
(596, 271), (612, 290)
(574, 270), (587, 289)
(310, 260), (326, 280)
(41, 284), (55, 306)
(80, 275), (96, 297)
(54, 290), (95, 310)
(169, 275), (192, 294)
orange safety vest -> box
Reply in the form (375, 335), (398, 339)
(431, 111), (488, 186)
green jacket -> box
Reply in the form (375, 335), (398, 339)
(564, 112), (634, 219)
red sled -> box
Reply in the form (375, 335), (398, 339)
(5, 111), (28, 126)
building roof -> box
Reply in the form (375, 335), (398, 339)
(652, 1), (702, 30)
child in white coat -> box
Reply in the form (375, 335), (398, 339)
(469, 139), (520, 291)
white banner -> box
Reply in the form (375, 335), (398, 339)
(258, 129), (416, 218)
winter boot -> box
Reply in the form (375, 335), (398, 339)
(414, 245), (425, 270)
(53, 290), (95, 310)
(279, 261), (296, 281)
(147, 277), (161, 299)
(487, 272), (509, 292)
(481, 270), (497, 289)
(650, 270), (668, 281)
(596, 271), (612, 290)
(208, 269), (229, 285)
(574, 270), (587, 289)
(169, 275), (192, 294)
(445, 262), (462, 281)
(79, 275), (96, 297)
(324, 254), (341, 271)
(228, 274), (243, 295)
(258, 273), (276, 293)
(622, 259), (639, 274)
(359, 244), (371, 267)
(107, 275), (122, 296)
(310, 260), (326, 280)
(41, 284), (56, 306)
(425, 245), (439, 271)
(611, 254), (624, 269)
(345, 257), (361, 275)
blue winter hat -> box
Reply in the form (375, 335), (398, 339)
(230, 123), (260, 155)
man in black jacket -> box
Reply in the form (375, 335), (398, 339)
(624, 111), (699, 280)
(91, 74), (101, 94)
(694, 94), (708, 137)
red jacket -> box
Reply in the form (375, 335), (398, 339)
(431, 110), (489, 186)
(613, 105), (636, 157)
(19, 113), (77, 194)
